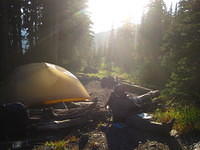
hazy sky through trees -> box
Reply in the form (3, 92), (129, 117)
(88, 0), (180, 33)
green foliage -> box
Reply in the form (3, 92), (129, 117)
(136, 62), (168, 89)
(93, 0), (200, 99)
(33, 137), (79, 150)
(164, 58), (199, 101)
(162, 0), (200, 103)
(86, 65), (137, 83)
(154, 106), (200, 134)
(33, 141), (68, 150)
(132, 0), (169, 88)
(1, 0), (199, 135)
(113, 23), (137, 72)
(55, 0), (93, 70)
(156, 1), (200, 134)
(91, 0), (200, 133)
(0, 0), (92, 79)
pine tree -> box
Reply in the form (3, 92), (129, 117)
(114, 22), (136, 72)
(162, 0), (200, 103)
(137, 0), (168, 87)
(0, 0), (93, 79)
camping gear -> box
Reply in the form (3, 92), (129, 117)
(0, 103), (28, 139)
(6, 63), (90, 106)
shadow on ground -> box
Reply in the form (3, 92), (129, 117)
(103, 123), (182, 150)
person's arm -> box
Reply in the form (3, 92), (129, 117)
(116, 83), (152, 95)
(129, 90), (160, 107)
(137, 90), (160, 100)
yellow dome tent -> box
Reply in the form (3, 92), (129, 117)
(7, 63), (90, 106)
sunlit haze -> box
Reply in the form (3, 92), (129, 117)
(88, 0), (179, 33)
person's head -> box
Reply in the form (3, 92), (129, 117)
(114, 85), (126, 97)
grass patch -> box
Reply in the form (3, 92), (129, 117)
(33, 136), (79, 150)
(85, 66), (138, 83)
(154, 106), (200, 134)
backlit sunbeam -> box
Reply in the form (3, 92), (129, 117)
(88, 0), (180, 33)
(88, 0), (146, 33)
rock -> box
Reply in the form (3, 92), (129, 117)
(135, 141), (170, 150)
(193, 141), (200, 150)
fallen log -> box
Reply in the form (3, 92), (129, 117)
(36, 117), (89, 131)
(29, 98), (103, 131)
(34, 109), (108, 131)
(51, 100), (98, 120)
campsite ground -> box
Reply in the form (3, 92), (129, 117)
(0, 78), (195, 150)
(33, 79), (180, 150)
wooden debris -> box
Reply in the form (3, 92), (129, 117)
(29, 98), (108, 131)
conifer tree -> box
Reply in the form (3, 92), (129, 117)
(162, 0), (200, 103)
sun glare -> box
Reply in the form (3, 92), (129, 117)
(88, 0), (179, 33)
(88, 0), (147, 33)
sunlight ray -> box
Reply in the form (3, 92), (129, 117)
(88, 0), (180, 33)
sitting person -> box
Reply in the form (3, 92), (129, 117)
(106, 84), (174, 136)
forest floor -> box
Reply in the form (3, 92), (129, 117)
(1, 78), (197, 150)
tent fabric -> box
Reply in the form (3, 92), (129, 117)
(7, 63), (90, 106)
